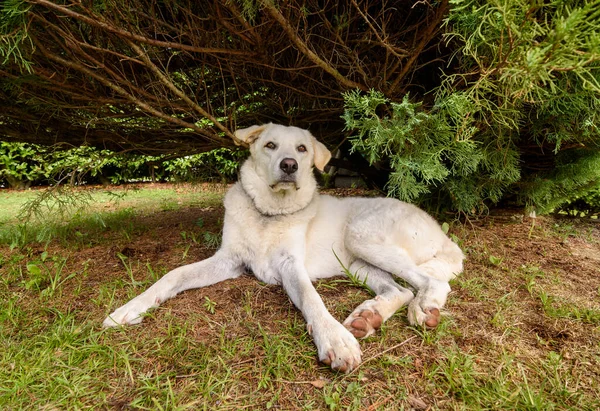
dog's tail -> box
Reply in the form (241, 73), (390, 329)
(418, 239), (465, 282)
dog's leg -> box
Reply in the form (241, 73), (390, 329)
(277, 253), (361, 373)
(346, 240), (454, 328)
(417, 240), (465, 282)
(342, 260), (414, 338)
(103, 250), (243, 327)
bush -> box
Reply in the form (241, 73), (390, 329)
(163, 148), (246, 183)
(554, 184), (600, 217)
(343, 0), (600, 214)
(0, 142), (49, 189)
(0, 143), (245, 188)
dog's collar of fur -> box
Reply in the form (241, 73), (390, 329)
(239, 160), (318, 217)
(242, 186), (318, 217)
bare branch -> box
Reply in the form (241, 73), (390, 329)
(127, 41), (239, 144)
(28, 0), (255, 57)
(261, 0), (367, 92)
(4, 1), (449, 154)
(34, 40), (223, 144)
(387, 0), (449, 94)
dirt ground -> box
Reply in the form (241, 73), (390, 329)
(91, 203), (599, 358)
(3, 186), (600, 409)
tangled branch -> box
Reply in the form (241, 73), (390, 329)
(1, 0), (450, 154)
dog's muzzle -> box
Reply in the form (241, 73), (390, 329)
(272, 158), (298, 188)
(279, 158), (298, 175)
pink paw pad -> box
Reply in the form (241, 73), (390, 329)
(424, 308), (440, 328)
(346, 310), (383, 338)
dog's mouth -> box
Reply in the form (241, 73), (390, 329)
(270, 179), (298, 191)
(268, 167), (299, 191)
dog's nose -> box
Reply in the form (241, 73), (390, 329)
(279, 158), (298, 175)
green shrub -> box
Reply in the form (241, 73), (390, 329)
(0, 142), (47, 189)
(343, 0), (600, 214)
(554, 183), (600, 216)
(163, 148), (247, 183)
(0, 142), (245, 188)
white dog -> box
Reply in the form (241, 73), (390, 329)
(104, 124), (464, 372)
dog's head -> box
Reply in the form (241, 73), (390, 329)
(235, 124), (331, 191)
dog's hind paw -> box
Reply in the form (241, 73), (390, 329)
(408, 299), (443, 328)
(343, 292), (413, 338)
(408, 279), (450, 328)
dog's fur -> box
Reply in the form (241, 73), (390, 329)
(104, 124), (464, 372)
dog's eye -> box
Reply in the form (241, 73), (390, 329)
(297, 145), (307, 153)
(265, 142), (277, 150)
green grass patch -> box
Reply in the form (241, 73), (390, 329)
(432, 348), (589, 410)
(1, 185), (599, 409)
(0, 184), (223, 248)
(538, 291), (600, 325)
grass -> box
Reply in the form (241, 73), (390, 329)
(0, 183), (226, 223)
(1, 184), (599, 409)
(0, 183), (224, 248)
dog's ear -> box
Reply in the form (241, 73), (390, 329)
(312, 137), (332, 171)
(234, 124), (268, 145)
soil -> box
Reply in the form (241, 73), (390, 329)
(74, 195), (600, 355)
(17, 188), (600, 342)
(3, 186), (599, 408)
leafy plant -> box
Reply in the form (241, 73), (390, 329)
(203, 231), (221, 249)
(343, 0), (600, 214)
(0, 142), (245, 189)
(21, 253), (75, 298)
(203, 296), (217, 314)
(0, 142), (47, 189)
(343, 91), (487, 210)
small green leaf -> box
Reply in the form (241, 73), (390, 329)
(489, 255), (503, 266)
(27, 263), (41, 276)
(203, 296), (216, 314)
(441, 222), (450, 234)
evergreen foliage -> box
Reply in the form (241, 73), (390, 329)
(0, 0), (31, 71)
(344, 0), (600, 213)
(1, 0), (599, 213)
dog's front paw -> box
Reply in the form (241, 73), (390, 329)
(313, 321), (362, 373)
(103, 298), (152, 327)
